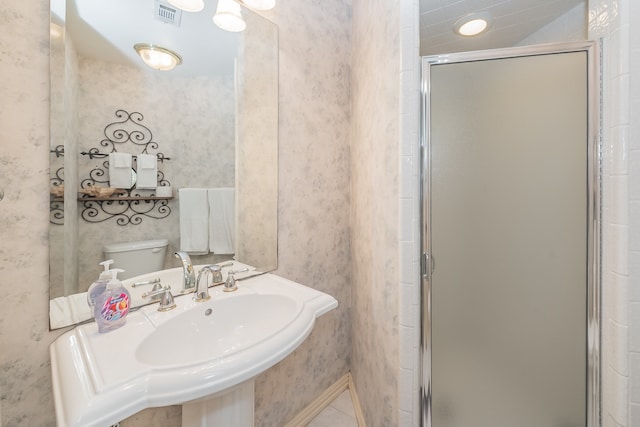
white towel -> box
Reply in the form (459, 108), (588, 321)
(108, 153), (133, 189)
(136, 154), (157, 189)
(208, 188), (235, 254)
(179, 188), (209, 255)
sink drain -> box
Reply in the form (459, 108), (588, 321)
(204, 308), (213, 316)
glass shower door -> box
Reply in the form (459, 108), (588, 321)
(422, 43), (599, 427)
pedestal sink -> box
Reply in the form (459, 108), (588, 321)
(50, 273), (338, 427)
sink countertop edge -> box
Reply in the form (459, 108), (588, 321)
(50, 273), (338, 427)
(50, 329), (150, 427)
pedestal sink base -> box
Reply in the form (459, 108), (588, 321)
(182, 380), (255, 427)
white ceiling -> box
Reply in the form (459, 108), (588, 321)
(57, 0), (242, 77)
(56, 1), (587, 74)
(420, 0), (586, 56)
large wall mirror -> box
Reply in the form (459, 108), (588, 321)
(49, 0), (278, 329)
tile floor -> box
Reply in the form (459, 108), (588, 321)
(306, 389), (358, 426)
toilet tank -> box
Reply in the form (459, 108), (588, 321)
(103, 239), (169, 280)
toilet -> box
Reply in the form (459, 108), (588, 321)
(102, 239), (169, 280)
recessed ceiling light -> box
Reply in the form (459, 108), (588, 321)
(454, 13), (491, 37)
(134, 44), (183, 71)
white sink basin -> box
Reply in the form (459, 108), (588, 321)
(50, 273), (338, 427)
(136, 294), (298, 367)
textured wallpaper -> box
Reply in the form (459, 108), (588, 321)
(253, 0), (352, 424)
(351, 0), (401, 425)
(0, 1), (63, 426)
(235, 8), (278, 271)
(0, 1), (352, 426)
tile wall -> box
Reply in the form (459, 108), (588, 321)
(589, 0), (632, 426)
(398, 0), (421, 425)
(627, 0), (640, 424)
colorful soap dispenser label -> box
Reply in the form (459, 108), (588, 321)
(99, 292), (130, 321)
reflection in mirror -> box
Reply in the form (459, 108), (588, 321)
(49, 0), (278, 329)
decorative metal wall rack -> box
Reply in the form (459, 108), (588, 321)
(79, 110), (173, 225)
(50, 144), (65, 225)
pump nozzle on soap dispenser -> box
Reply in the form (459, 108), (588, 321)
(86, 259), (115, 308)
(105, 268), (124, 288)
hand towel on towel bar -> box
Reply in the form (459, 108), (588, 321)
(108, 153), (133, 189)
(136, 154), (157, 189)
(207, 188), (235, 254)
(179, 188), (209, 255)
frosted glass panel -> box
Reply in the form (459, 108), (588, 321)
(430, 52), (587, 427)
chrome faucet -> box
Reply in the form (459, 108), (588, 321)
(174, 251), (196, 292)
(194, 265), (218, 302)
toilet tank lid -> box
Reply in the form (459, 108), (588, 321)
(103, 239), (169, 253)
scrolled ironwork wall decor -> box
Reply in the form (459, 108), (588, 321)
(79, 109), (173, 225)
(80, 197), (171, 225)
(50, 144), (65, 225)
(51, 144), (65, 158)
(100, 110), (162, 155)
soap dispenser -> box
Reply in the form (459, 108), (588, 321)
(86, 259), (114, 308)
(94, 268), (131, 333)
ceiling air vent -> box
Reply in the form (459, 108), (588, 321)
(154, 0), (182, 27)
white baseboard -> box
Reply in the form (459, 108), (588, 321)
(284, 372), (365, 427)
(348, 374), (366, 426)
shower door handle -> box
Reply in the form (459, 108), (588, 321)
(422, 252), (435, 280)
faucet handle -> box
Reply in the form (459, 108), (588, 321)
(147, 282), (164, 301)
(211, 261), (233, 283)
(209, 265), (224, 283)
(157, 289), (177, 312)
(131, 277), (161, 288)
(142, 286), (177, 311)
(223, 268), (249, 293)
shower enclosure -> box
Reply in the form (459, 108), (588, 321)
(420, 41), (600, 427)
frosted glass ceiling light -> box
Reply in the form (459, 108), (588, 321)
(454, 13), (491, 37)
(134, 44), (183, 71)
(214, 0), (246, 32)
(238, 0), (276, 11)
(167, 0), (204, 12)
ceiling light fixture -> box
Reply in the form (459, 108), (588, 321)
(238, 0), (276, 11)
(166, 0), (204, 12)
(50, 23), (63, 39)
(454, 12), (491, 37)
(213, 0), (246, 32)
(134, 44), (183, 71)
